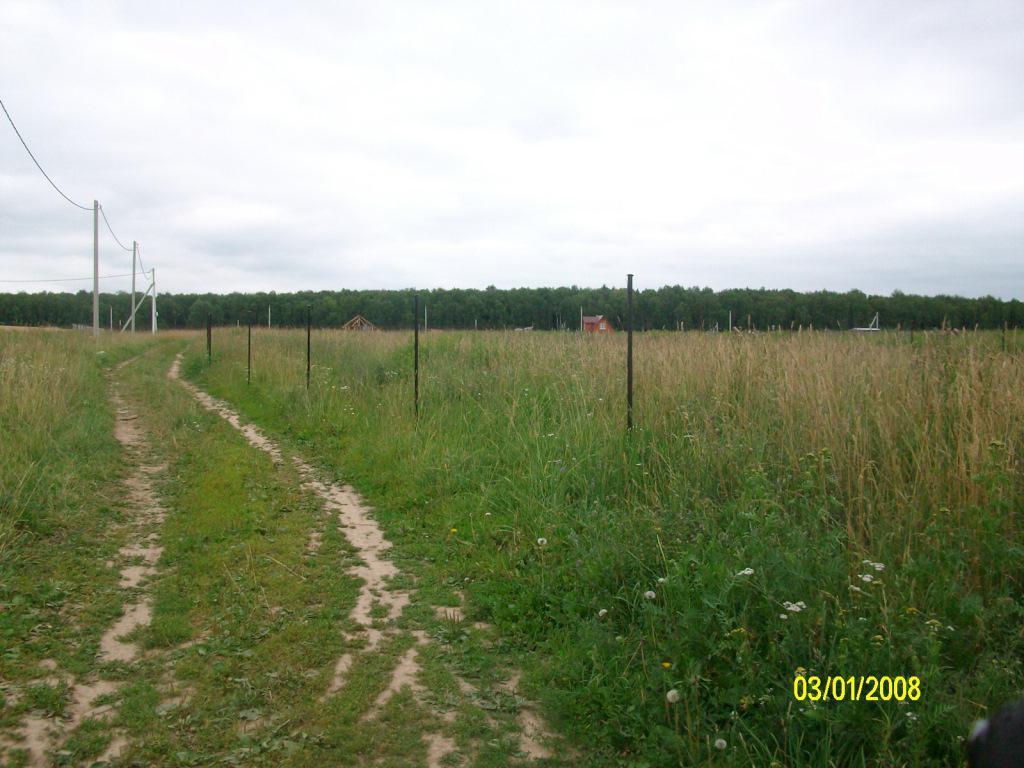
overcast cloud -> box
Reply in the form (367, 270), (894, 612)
(1, 0), (1022, 297)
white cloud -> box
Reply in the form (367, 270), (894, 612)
(1, 0), (1021, 297)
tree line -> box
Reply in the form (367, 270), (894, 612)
(1, 285), (1020, 331)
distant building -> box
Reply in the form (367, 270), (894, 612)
(341, 314), (377, 331)
(582, 314), (614, 333)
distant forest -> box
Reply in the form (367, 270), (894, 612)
(1, 285), (1021, 331)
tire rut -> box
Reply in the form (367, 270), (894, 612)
(169, 353), (560, 766)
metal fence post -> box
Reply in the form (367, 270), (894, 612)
(414, 293), (420, 417)
(627, 273), (634, 430)
(306, 304), (312, 389)
(247, 319), (252, 384)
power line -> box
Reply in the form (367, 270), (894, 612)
(99, 204), (133, 252)
(0, 273), (136, 284)
(0, 96), (91, 211)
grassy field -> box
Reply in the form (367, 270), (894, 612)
(1, 327), (1021, 766)
(1, 331), (569, 767)
(190, 327), (1023, 766)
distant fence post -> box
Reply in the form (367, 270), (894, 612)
(1003, 321), (1007, 353)
(206, 313), (212, 363)
(627, 273), (634, 430)
(247, 319), (252, 384)
(306, 304), (312, 389)
(414, 293), (420, 417)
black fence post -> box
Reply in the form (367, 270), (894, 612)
(206, 313), (212, 364)
(627, 273), (634, 430)
(306, 304), (312, 389)
(247, 319), (252, 384)
(414, 293), (420, 417)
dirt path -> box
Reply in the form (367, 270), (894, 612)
(169, 354), (559, 766)
(0, 360), (168, 766)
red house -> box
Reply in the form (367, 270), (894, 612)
(582, 315), (614, 333)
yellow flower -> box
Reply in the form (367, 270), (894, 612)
(795, 666), (807, 677)
(661, 661), (672, 669)
(872, 634), (884, 642)
(450, 528), (457, 534)
(905, 607), (919, 615)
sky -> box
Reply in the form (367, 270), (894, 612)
(1, 0), (1022, 298)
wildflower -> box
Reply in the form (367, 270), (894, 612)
(872, 634), (884, 643)
(644, 590), (656, 600)
(905, 606), (918, 615)
(848, 585), (864, 594)
(661, 661), (672, 669)
(450, 528), (457, 534)
(736, 568), (754, 577)
(859, 574), (874, 583)
(597, 609), (608, 619)
(666, 689), (680, 703)
(536, 537), (547, 546)
(657, 577), (666, 584)
(779, 614), (788, 620)
(714, 738), (727, 750)
(484, 512), (491, 517)
(795, 667), (807, 677)
(783, 601), (806, 613)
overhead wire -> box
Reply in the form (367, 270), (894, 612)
(0, 96), (91, 211)
(135, 243), (147, 276)
(0, 273), (137, 284)
(99, 204), (133, 252)
(2, 96), (152, 294)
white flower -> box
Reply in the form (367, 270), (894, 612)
(657, 577), (666, 584)
(536, 537), (547, 546)
(783, 601), (806, 613)
(860, 574), (874, 583)
(874, 563), (885, 571)
(714, 738), (727, 750)
(736, 568), (754, 577)
(666, 689), (680, 704)
(779, 614), (788, 620)
(597, 609), (608, 619)
(644, 590), (656, 600)
(848, 585), (864, 594)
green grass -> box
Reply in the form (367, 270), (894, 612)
(3, 327), (1020, 766)
(0, 330), (151, 683)
(187, 327), (1023, 766)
